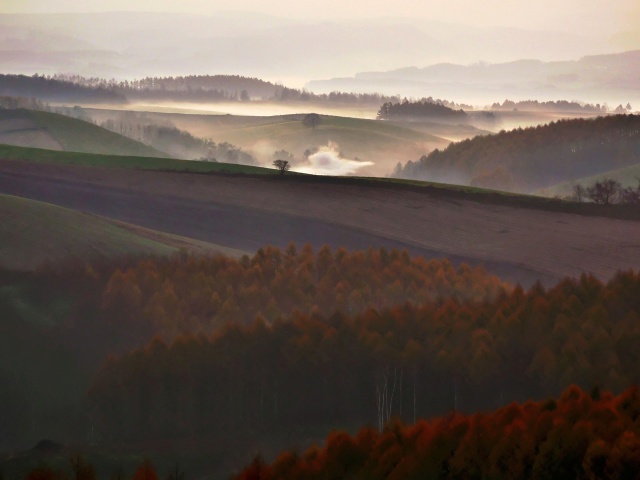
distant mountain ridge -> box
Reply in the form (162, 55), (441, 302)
(307, 50), (640, 104)
(0, 12), (625, 79)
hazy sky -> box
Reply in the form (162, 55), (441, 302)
(2, 0), (638, 35)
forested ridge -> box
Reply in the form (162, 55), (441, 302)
(0, 246), (504, 447)
(395, 114), (640, 193)
(90, 269), (640, 442)
(0, 74), (126, 104)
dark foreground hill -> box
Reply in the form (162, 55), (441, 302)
(0, 156), (639, 285)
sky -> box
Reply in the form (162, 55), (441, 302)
(1, 0), (638, 36)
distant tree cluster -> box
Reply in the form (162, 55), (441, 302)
(90, 270), (640, 441)
(0, 74), (126, 104)
(491, 99), (612, 113)
(395, 115), (640, 193)
(52, 74), (405, 105)
(53, 74), (276, 102)
(377, 100), (467, 120)
(235, 386), (640, 480)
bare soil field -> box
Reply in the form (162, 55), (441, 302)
(1, 158), (639, 286)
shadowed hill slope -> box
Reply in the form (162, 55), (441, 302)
(0, 193), (245, 270)
(397, 114), (640, 193)
(0, 109), (167, 157)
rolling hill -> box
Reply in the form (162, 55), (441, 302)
(0, 156), (639, 286)
(0, 193), (245, 270)
(0, 109), (167, 157)
(86, 110), (452, 176)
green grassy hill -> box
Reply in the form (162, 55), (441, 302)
(0, 109), (166, 157)
(0, 193), (245, 270)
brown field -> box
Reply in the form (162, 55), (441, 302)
(1, 158), (639, 285)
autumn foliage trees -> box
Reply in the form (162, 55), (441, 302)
(8, 244), (640, 478)
(96, 244), (505, 340)
(89, 270), (640, 442)
(233, 386), (640, 480)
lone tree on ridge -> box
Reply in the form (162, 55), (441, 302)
(303, 113), (321, 130)
(273, 159), (291, 175)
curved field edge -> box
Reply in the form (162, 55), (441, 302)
(0, 193), (246, 270)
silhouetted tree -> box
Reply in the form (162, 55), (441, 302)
(586, 178), (621, 205)
(302, 113), (321, 130)
(272, 159), (291, 175)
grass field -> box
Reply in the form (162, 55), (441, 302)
(0, 193), (245, 270)
(0, 109), (166, 157)
(0, 143), (274, 174)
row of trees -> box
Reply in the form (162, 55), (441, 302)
(570, 178), (640, 205)
(377, 100), (467, 120)
(0, 74), (126, 104)
(395, 114), (640, 193)
(89, 270), (640, 441)
(490, 99), (616, 113)
(235, 386), (640, 480)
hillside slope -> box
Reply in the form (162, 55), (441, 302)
(0, 193), (245, 270)
(88, 110), (452, 175)
(0, 109), (167, 157)
(396, 114), (640, 193)
(0, 159), (639, 285)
